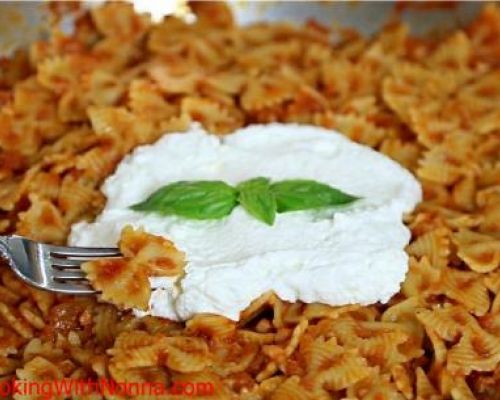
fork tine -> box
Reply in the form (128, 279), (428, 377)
(50, 281), (97, 294)
(2, 236), (103, 295)
(51, 258), (84, 269)
(53, 270), (87, 281)
(48, 245), (121, 258)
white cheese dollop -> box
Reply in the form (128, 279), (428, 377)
(70, 123), (421, 321)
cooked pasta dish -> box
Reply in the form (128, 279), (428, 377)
(0, 2), (499, 399)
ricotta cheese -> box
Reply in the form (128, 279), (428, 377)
(70, 123), (422, 321)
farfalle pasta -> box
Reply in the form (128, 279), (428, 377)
(0, 1), (499, 398)
(82, 226), (186, 310)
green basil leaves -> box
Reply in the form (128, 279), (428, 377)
(237, 178), (277, 226)
(272, 179), (358, 212)
(131, 181), (238, 220)
(131, 178), (359, 225)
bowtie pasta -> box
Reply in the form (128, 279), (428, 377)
(0, 2), (499, 399)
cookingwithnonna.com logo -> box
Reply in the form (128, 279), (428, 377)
(0, 378), (216, 398)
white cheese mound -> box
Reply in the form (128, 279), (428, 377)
(70, 123), (422, 321)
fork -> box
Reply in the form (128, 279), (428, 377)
(0, 235), (121, 294)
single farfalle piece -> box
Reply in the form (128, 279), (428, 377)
(90, 1), (151, 41)
(452, 229), (500, 273)
(415, 305), (480, 342)
(119, 225), (186, 277)
(82, 226), (186, 310)
(447, 327), (500, 375)
(301, 337), (374, 392)
(406, 226), (450, 269)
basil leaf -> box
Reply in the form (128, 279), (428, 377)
(131, 181), (238, 220)
(237, 177), (277, 226)
(271, 179), (358, 212)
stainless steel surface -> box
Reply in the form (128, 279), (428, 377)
(0, 235), (120, 294)
(230, 1), (482, 34)
(0, 1), (46, 57)
(0, 1), (484, 57)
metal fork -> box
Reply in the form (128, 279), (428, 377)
(0, 235), (121, 294)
